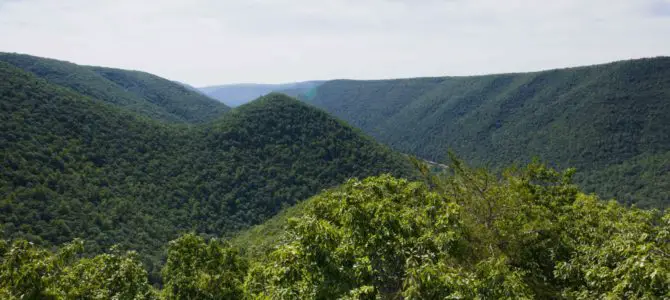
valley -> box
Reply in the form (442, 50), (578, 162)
(0, 53), (668, 299)
(0, 55), (415, 281)
(299, 57), (670, 208)
(199, 81), (323, 107)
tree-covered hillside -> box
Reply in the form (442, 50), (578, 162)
(0, 61), (416, 280)
(200, 81), (323, 107)
(303, 57), (670, 208)
(0, 52), (229, 123)
(2, 160), (667, 299)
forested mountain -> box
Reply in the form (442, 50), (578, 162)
(1, 52), (668, 298)
(3, 159), (668, 299)
(302, 57), (670, 208)
(199, 81), (322, 107)
(0, 61), (415, 280)
(0, 52), (230, 123)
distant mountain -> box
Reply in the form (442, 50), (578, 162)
(199, 81), (323, 107)
(0, 59), (416, 279)
(303, 57), (670, 208)
(0, 52), (230, 123)
(174, 80), (209, 95)
(2, 52), (668, 298)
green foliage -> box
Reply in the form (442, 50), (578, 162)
(58, 247), (157, 299)
(245, 175), (465, 299)
(0, 52), (229, 123)
(303, 57), (670, 208)
(89, 66), (230, 123)
(2, 52), (668, 297)
(162, 233), (247, 299)
(0, 239), (156, 299)
(554, 195), (670, 299)
(0, 62), (416, 280)
(1, 160), (667, 298)
(237, 159), (670, 298)
(230, 199), (310, 259)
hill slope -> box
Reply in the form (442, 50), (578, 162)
(200, 81), (322, 107)
(0, 52), (229, 123)
(4, 161), (668, 299)
(303, 57), (670, 208)
(0, 62), (415, 279)
(226, 161), (669, 299)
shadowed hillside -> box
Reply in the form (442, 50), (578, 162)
(303, 57), (670, 208)
(0, 52), (230, 123)
(0, 61), (415, 279)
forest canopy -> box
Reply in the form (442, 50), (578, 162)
(302, 57), (670, 208)
(1, 160), (668, 299)
(0, 61), (416, 281)
(1, 52), (668, 299)
(0, 52), (230, 123)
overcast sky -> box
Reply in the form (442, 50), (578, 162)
(0, 0), (669, 86)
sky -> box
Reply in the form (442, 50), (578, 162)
(0, 0), (669, 86)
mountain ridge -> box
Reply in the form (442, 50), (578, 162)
(301, 56), (670, 208)
(199, 81), (323, 107)
(0, 60), (416, 280)
(0, 52), (230, 123)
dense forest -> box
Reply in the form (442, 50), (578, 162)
(2, 159), (668, 299)
(0, 53), (230, 123)
(199, 81), (323, 107)
(0, 61), (416, 280)
(301, 57), (670, 208)
(2, 52), (669, 298)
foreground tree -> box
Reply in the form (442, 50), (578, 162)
(0, 239), (155, 299)
(1, 160), (667, 299)
(245, 159), (669, 298)
(244, 174), (533, 299)
(161, 233), (248, 299)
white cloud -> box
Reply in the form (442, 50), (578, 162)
(0, 0), (668, 85)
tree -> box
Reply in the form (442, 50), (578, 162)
(161, 233), (248, 299)
(0, 239), (156, 299)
